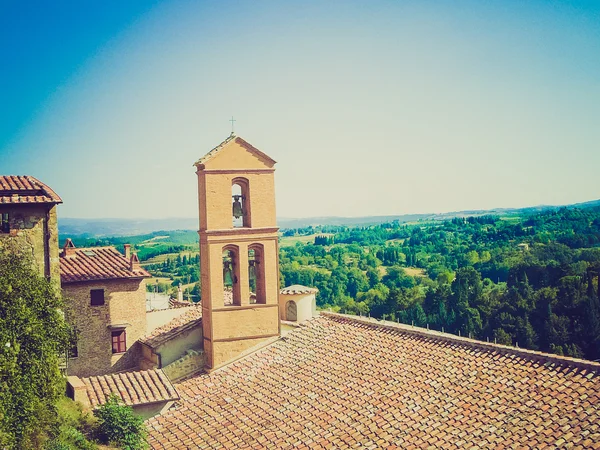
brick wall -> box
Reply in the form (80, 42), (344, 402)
(65, 278), (147, 377)
(197, 137), (281, 369)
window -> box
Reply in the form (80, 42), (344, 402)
(0, 213), (8, 233)
(248, 245), (266, 304)
(111, 330), (126, 353)
(232, 178), (251, 228)
(90, 289), (104, 306)
(69, 329), (78, 358)
(222, 246), (241, 306)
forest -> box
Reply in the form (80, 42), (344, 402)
(279, 207), (600, 361)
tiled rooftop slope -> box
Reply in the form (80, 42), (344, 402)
(60, 246), (150, 283)
(141, 306), (203, 349)
(0, 175), (62, 204)
(147, 313), (600, 449)
(82, 369), (178, 408)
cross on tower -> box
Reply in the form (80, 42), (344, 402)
(229, 116), (236, 135)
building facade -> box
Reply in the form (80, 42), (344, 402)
(60, 240), (150, 377)
(0, 175), (62, 289)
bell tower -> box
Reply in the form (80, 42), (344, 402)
(195, 134), (280, 370)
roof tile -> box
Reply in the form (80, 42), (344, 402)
(0, 175), (62, 204)
(81, 369), (179, 408)
(140, 306), (202, 349)
(146, 314), (600, 449)
(60, 245), (150, 283)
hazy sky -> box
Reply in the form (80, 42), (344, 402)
(1, 0), (599, 219)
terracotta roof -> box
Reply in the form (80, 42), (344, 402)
(280, 284), (319, 295)
(194, 134), (276, 167)
(147, 313), (600, 449)
(169, 298), (194, 309)
(0, 175), (62, 204)
(60, 244), (151, 283)
(140, 306), (202, 349)
(81, 369), (179, 408)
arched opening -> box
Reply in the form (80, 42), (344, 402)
(286, 300), (297, 321)
(248, 244), (266, 304)
(222, 246), (241, 306)
(232, 178), (251, 228)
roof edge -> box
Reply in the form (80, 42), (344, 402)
(194, 134), (276, 168)
(61, 274), (151, 284)
(139, 318), (203, 348)
(28, 176), (63, 204)
(321, 312), (600, 373)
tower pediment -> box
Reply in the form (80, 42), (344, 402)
(195, 134), (276, 171)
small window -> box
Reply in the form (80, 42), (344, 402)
(69, 330), (78, 358)
(111, 330), (126, 354)
(90, 289), (105, 306)
(0, 213), (8, 233)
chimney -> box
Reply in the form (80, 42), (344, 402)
(62, 238), (76, 257)
(66, 376), (90, 408)
(178, 284), (184, 302)
(130, 253), (140, 271)
(124, 244), (131, 259)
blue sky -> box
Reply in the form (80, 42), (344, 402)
(1, 0), (599, 219)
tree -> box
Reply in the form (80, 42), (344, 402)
(346, 268), (369, 298)
(0, 245), (70, 448)
(95, 395), (147, 449)
(382, 266), (415, 289)
(450, 267), (483, 335)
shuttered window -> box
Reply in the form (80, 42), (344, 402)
(111, 330), (126, 353)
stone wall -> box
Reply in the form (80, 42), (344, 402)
(0, 204), (60, 290)
(140, 344), (159, 370)
(65, 278), (147, 377)
(162, 349), (205, 382)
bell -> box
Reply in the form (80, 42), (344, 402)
(248, 260), (256, 280)
(223, 259), (235, 283)
(232, 195), (244, 219)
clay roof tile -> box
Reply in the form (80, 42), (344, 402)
(141, 306), (203, 349)
(0, 175), (62, 204)
(146, 313), (600, 449)
(81, 369), (178, 408)
(60, 245), (151, 283)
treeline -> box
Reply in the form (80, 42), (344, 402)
(280, 207), (600, 360)
(136, 245), (188, 261)
(145, 253), (201, 295)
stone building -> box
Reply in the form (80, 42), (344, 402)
(0, 175), (62, 289)
(60, 240), (151, 377)
(195, 133), (281, 370)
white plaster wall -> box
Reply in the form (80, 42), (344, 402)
(146, 308), (192, 334)
(156, 326), (203, 366)
(279, 293), (316, 323)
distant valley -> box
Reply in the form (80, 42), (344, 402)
(59, 198), (600, 237)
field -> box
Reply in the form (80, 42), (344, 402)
(140, 251), (198, 266)
(280, 233), (334, 247)
(378, 266), (425, 277)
